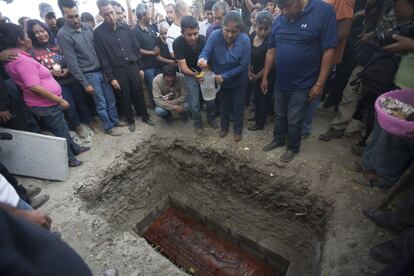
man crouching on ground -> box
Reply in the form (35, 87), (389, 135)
(153, 65), (189, 124)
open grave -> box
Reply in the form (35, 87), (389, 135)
(77, 139), (332, 275)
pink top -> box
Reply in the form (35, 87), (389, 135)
(5, 49), (62, 107)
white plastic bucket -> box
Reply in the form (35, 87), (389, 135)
(200, 71), (220, 101)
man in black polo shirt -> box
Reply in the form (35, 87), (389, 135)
(94, 0), (154, 132)
(134, 3), (159, 106)
(173, 16), (216, 136)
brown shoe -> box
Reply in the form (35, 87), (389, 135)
(31, 194), (50, 209)
(74, 126), (87, 138)
(26, 186), (41, 199)
(219, 129), (228, 138)
(115, 121), (128, 127)
(234, 134), (242, 142)
(319, 128), (345, 141)
(89, 121), (99, 133)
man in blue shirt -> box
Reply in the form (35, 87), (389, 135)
(261, 0), (337, 162)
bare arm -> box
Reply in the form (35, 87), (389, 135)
(140, 48), (157, 56)
(156, 55), (175, 65)
(317, 48), (335, 85)
(308, 48), (335, 100)
(176, 59), (196, 77)
(0, 203), (52, 229)
(30, 85), (64, 104)
(337, 18), (353, 43)
(260, 48), (275, 93)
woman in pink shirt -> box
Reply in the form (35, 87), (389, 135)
(0, 23), (89, 167)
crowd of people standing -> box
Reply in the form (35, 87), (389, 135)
(0, 0), (413, 274)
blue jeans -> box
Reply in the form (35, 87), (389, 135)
(144, 68), (157, 104)
(84, 71), (119, 131)
(362, 121), (414, 186)
(17, 198), (33, 210)
(273, 88), (309, 152)
(185, 76), (216, 128)
(218, 82), (247, 134)
(29, 105), (81, 162)
(155, 102), (189, 119)
(302, 95), (321, 136)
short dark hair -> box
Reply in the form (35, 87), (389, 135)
(58, 0), (78, 14)
(26, 19), (55, 48)
(110, 0), (124, 11)
(256, 10), (273, 26)
(0, 23), (25, 51)
(180, 15), (199, 33)
(204, 0), (216, 11)
(223, 11), (244, 30)
(97, 0), (111, 11)
(56, 17), (65, 29)
(162, 65), (177, 77)
(81, 12), (95, 22)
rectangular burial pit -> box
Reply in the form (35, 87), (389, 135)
(135, 196), (289, 276)
(78, 141), (331, 275)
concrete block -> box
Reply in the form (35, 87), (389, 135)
(0, 127), (69, 181)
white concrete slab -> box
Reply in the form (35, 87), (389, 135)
(0, 127), (69, 181)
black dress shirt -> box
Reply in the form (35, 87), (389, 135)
(133, 24), (158, 69)
(94, 21), (144, 80)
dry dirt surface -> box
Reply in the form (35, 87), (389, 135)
(17, 109), (392, 276)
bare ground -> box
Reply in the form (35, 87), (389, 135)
(16, 108), (393, 276)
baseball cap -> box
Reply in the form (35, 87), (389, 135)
(39, 3), (55, 19)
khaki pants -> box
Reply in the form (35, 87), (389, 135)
(331, 66), (364, 131)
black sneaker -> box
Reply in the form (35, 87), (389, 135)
(280, 150), (296, 163)
(262, 139), (284, 151)
(128, 123), (136, 132)
(69, 159), (83, 167)
(369, 240), (400, 264)
(74, 146), (90, 156)
(362, 208), (403, 233)
(143, 118), (155, 126)
(319, 128), (345, 141)
(248, 125), (264, 131)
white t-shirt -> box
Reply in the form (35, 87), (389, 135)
(166, 23), (182, 55)
(0, 174), (19, 208)
(199, 19), (212, 37)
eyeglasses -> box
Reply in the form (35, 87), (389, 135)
(160, 32), (167, 35)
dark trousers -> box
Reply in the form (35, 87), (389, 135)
(254, 79), (273, 128)
(218, 82), (247, 134)
(1, 79), (39, 132)
(61, 82), (94, 129)
(29, 105), (80, 162)
(112, 64), (149, 123)
(273, 88), (309, 152)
